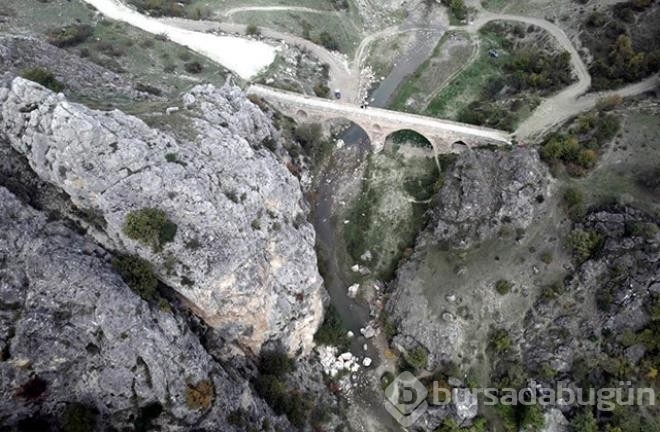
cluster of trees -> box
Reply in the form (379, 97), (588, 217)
(458, 100), (518, 131)
(583, 0), (659, 90)
(590, 34), (660, 90)
(457, 31), (573, 131)
(540, 110), (620, 176)
(439, 0), (468, 21)
(253, 350), (312, 428)
(503, 50), (572, 95)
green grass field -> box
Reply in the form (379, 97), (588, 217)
(424, 30), (507, 119)
(343, 141), (444, 281)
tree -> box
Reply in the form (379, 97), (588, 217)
(246, 24), (260, 36)
(318, 31), (339, 51)
(571, 409), (597, 432)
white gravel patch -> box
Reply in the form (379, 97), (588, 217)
(82, 0), (277, 79)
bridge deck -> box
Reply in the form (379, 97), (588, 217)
(248, 85), (512, 145)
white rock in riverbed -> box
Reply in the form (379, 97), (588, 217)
(360, 325), (376, 339)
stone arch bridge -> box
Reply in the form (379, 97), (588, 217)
(247, 85), (512, 152)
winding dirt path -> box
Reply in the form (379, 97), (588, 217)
(517, 74), (659, 140)
(441, 8), (656, 140)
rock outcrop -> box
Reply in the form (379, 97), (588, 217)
(0, 186), (291, 430)
(387, 148), (554, 367)
(521, 206), (660, 376)
(425, 148), (551, 248)
(0, 77), (324, 355)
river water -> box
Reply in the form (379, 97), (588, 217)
(311, 7), (446, 431)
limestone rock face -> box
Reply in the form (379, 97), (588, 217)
(0, 186), (291, 430)
(426, 148), (552, 248)
(0, 77), (323, 355)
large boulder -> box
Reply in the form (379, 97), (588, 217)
(0, 186), (290, 430)
(0, 77), (324, 355)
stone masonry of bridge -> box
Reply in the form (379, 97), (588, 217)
(247, 85), (512, 153)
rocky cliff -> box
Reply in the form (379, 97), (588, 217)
(0, 186), (293, 430)
(387, 148), (553, 368)
(0, 76), (324, 355)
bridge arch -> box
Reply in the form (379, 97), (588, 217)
(324, 117), (375, 149)
(451, 140), (469, 153)
(385, 129), (434, 151)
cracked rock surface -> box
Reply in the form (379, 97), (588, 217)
(0, 186), (291, 430)
(0, 77), (323, 355)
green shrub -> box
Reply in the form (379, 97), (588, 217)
(123, 208), (177, 251)
(519, 403), (545, 431)
(46, 24), (93, 47)
(127, 0), (190, 17)
(541, 281), (566, 301)
(258, 350), (294, 378)
(294, 123), (323, 151)
(488, 327), (512, 353)
(568, 229), (602, 262)
(112, 255), (158, 301)
(313, 82), (330, 98)
(570, 408), (597, 432)
(495, 279), (513, 295)
(441, 0), (467, 21)
(317, 31), (339, 51)
(61, 403), (98, 432)
(562, 187), (585, 221)
(253, 375), (311, 427)
(314, 304), (350, 350)
(184, 61), (203, 74)
(540, 250), (553, 264)
(19, 68), (64, 92)
(563, 187), (583, 208)
(246, 24), (260, 36)
(405, 346), (428, 370)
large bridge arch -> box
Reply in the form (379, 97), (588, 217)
(384, 129), (434, 152)
(323, 116), (376, 150)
